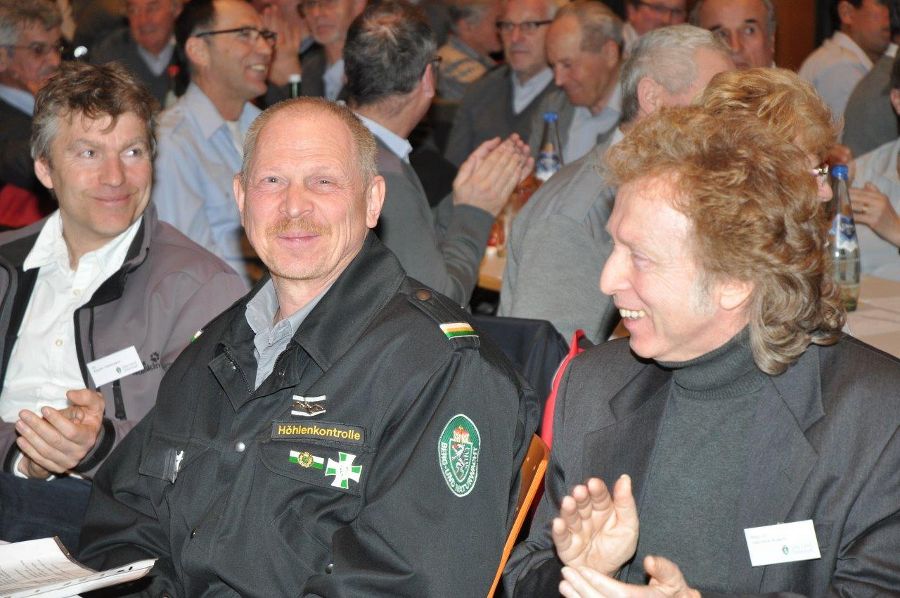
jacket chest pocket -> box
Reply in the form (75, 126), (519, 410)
(257, 420), (374, 497)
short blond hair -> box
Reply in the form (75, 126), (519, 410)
(605, 105), (844, 375)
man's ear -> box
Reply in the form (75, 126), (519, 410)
(601, 38), (621, 68)
(34, 157), (54, 191)
(233, 174), (246, 226)
(717, 278), (754, 312)
(185, 36), (209, 70)
(365, 174), (385, 229)
(837, 0), (855, 28)
(421, 62), (436, 99)
(890, 88), (900, 116)
(636, 76), (662, 118)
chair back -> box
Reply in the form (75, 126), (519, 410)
(487, 434), (549, 597)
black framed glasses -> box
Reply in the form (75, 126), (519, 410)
(194, 27), (277, 46)
(496, 20), (552, 34)
(634, 0), (687, 19)
(3, 41), (65, 58)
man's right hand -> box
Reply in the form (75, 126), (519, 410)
(552, 475), (639, 576)
(16, 454), (51, 479)
(452, 134), (533, 217)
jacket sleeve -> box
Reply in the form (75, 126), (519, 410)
(77, 410), (182, 596)
(377, 170), (493, 306)
(76, 269), (247, 477)
(302, 346), (538, 597)
(502, 361), (574, 596)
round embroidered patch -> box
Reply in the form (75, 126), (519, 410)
(438, 413), (481, 497)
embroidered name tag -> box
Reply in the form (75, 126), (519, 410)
(271, 421), (365, 444)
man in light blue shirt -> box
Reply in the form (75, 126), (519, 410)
(152, 0), (274, 285)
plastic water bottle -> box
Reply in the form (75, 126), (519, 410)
(535, 112), (563, 182)
(829, 164), (861, 311)
(289, 73), (302, 99)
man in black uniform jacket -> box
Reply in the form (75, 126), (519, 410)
(78, 97), (539, 596)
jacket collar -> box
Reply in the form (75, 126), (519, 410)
(290, 233), (405, 371)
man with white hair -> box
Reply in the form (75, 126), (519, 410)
(527, 0), (623, 163)
(500, 25), (733, 345)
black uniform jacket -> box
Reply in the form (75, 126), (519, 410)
(79, 234), (539, 597)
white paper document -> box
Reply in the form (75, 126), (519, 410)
(744, 519), (821, 567)
(0, 537), (155, 598)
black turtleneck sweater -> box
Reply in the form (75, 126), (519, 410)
(624, 330), (767, 591)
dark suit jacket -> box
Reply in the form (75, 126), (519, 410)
(505, 335), (900, 596)
(0, 98), (37, 192)
(90, 28), (186, 105)
(843, 51), (899, 158)
(373, 138), (493, 306)
(300, 44), (346, 100)
(444, 65), (558, 167)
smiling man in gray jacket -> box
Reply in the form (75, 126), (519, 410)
(0, 61), (247, 550)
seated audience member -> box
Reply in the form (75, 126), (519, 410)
(152, 0), (274, 285)
(255, 0), (314, 100)
(0, 62), (247, 550)
(444, 0), (561, 167)
(500, 25), (733, 344)
(799, 0), (890, 118)
(504, 104), (900, 596)
(528, 0), (623, 163)
(296, 0), (364, 100)
(344, 0), (531, 306)
(689, 0), (776, 68)
(436, 0), (501, 102)
(848, 50), (900, 278)
(622, 0), (687, 56)
(0, 0), (62, 228)
(79, 97), (539, 596)
(843, 0), (900, 157)
(90, 0), (185, 106)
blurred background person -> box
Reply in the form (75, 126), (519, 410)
(690, 0), (776, 68)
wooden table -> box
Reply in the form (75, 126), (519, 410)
(478, 251), (506, 292)
(846, 275), (900, 358)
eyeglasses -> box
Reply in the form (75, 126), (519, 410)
(299, 0), (340, 14)
(634, 1), (687, 19)
(194, 27), (277, 46)
(3, 41), (65, 58)
(496, 20), (552, 34)
(812, 163), (829, 182)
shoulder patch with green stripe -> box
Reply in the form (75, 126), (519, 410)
(439, 322), (478, 340)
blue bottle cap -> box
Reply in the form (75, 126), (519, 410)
(542, 111), (559, 122)
(831, 164), (849, 179)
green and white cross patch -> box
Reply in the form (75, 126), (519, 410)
(438, 414), (480, 497)
(325, 452), (362, 489)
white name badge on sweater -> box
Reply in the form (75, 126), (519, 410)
(87, 346), (144, 387)
(744, 520), (821, 567)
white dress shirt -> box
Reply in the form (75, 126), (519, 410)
(564, 84), (622, 164)
(0, 212), (142, 422)
(853, 137), (900, 280)
(512, 68), (553, 115)
(799, 31), (873, 118)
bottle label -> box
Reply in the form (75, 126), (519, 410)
(536, 150), (561, 181)
(835, 214), (858, 252)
